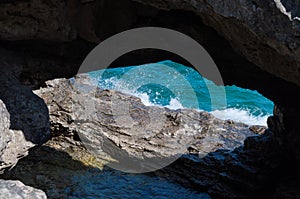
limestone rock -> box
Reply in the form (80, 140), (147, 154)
(35, 75), (258, 172)
(0, 179), (47, 199)
(0, 48), (51, 145)
(0, 100), (34, 173)
(32, 75), (281, 197)
(0, 48), (51, 173)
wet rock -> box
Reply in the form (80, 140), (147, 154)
(249, 125), (267, 135)
(0, 179), (47, 199)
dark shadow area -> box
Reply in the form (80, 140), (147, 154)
(151, 131), (285, 198)
(0, 131), (288, 199)
(1, 3), (299, 109)
(280, 0), (300, 18)
(0, 48), (50, 144)
(0, 140), (210, 198)
(0, 145), (103, 198)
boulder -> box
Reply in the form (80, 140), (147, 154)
(0, 100), (34, 173)
(0, 48), (51, 173)
(0, 179), (47, 199)
(32, 75), (282, 198)
(35, 75), (260, 172)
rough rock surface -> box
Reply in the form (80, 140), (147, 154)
(31, 75), (284, 198)
(0, 48), (51, 175)
(34, 75), (261, 172)
(0, 0), (299, 197)
(0, 0), (75, 41)
(0, 48), (51, 145)
(0, 99), (34, 173)
(156, 130), (282, 198)
(1, 0), (299, 87)
(1, 136), (113, 198)
(0, 179), (47, 199)
(132, 0), (300, 87)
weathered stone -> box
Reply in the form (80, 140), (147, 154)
(1, 0), (299, 87)
(0, 48), (50, 174)
(0, 48), (51, 145)
(0, 100), (35, 173)
(0, 0), (299, 197)
(132, 0), (300, 87)
(0, 0), (75, 41)
(35, 75), (259, 172)
(0, 179), (47, 199)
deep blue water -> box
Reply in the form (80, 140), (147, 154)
(67, 169), (210, 199)
(89, 60), (274, 126)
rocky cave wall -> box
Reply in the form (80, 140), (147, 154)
(0, 0), (300, 174)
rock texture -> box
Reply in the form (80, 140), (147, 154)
(0, 179), (47, 199)
(0, 99), (34, 173)
(132, 0), (300, 87)
(29, 75), (283, 198)
(0, 48), (51, 145)
(34, 75), (261, 172)
(0, 0), (299, 87)
(0, 0), (300, 197)
(0, 48), (51, 175)
(0, 0), (75, 41)
(157, 131), (282, 198)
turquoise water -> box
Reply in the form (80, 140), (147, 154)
(73, 60), (274, 198)
(89, 60), (274, 126)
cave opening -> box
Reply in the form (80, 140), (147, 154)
(101, 48), (275, 127)
(1, 0), (299, 197)
(0, 1), (280, 111)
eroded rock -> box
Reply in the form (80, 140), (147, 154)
(30, 75), (283, 198)
(0, 179), (47, 199)
(0, 48), (51, 145)
(132, 0), (300, 87)
(0, 100), (35, 173)
(35, 75), (260, 173)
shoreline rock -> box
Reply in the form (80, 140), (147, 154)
(6, 74), (280, 198)
(0, 100), (35, 173)
(34, 75), (261, 172)
(0, 179), (47, 199)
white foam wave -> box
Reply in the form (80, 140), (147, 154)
(96, 76), (269, 126)
(165, 98), (184, 110)
(210, 108), (269, 126)
(133, 92), (268, 126)
(131, 92), (184, 110)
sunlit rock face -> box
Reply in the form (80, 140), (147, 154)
(33, 75), (280, 198)
(34, 75), (259, 169)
